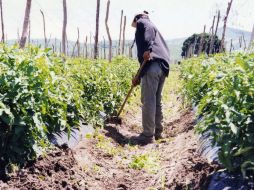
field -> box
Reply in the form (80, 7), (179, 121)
(0, 43), (254, 189)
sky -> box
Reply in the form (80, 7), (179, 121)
(2, 0), (254, 42)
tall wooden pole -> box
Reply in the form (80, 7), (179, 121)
(122, 16), (126, 55)
(20, 0), (32, 48)
(105, 0), (112, 62)
(40, 9), (47, 48)
(0, 0), (5, 43)
(77, 27), (80, 57)
(248, 24), (254, 49)
(220, 0), (233, 52)
(85, 35), (88, 58)
(242, 34), (247, 50)
(239, 36), (242, 48)
(90, 32), (92, 58)
(209, 16), (216, 55)
(28, 20), (31, 44)
(230, 39), (233, 53)
(198, 25), (206, 55)
(17, 28), (20, 44)
(54, 38), (57, 52)
(118, 10), (123, 55)
(103, 36), (106, 59)
(94, 0), (100, 59)
(62, 0), (67, 54)
(214, 11), (220, 38)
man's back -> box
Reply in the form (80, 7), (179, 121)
(135, 17), (170, 76)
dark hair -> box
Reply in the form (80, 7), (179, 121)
(133, 11), (149, 22)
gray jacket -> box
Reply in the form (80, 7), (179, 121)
(135, 17), (170, 76)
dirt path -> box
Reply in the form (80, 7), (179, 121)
(73, 110), (216, 190)
(0, 110), (217, 190)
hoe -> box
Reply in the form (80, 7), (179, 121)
(100, 60), (148, 125)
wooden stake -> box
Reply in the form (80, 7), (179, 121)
(20, 0), (32, 48)
(94, 0), (100, 59)
(242, 34), (247, 50)
(220, 0), (233, 52)
(209, 16), (216, 54)
(17, 28), (20, 44)
(77, 27), (80, 57)
(28, 20), (31, 44)
(198, 25), (206, 55)
(85, 35), (88, 58)
(62, 0), (67, 54)
(122, 15), (126, 55)
(103, 36), (106, 59)
(239, 36), (242, 48)
(118, 10), (123, 55)
(105, 0), (112, 62)
(0, 0), (5, 43)
(248, 24), (254, 49)
(230, 39), (233, 53)
(40, 9), (47, 48)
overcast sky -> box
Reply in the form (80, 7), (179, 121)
(3, 0), (254, 41)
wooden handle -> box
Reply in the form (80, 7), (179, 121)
(117, 85), (134, 117)
(117, 60), (148, 117)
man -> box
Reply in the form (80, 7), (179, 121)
(131, 11), (170, 145)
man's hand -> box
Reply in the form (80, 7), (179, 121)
(143, 51), (151, 61)
(132, 76), (140, 87)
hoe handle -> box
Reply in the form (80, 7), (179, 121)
(117, 60), (148, 117)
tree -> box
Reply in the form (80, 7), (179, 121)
(20, 0), (32, 48)
(181, 33), (221, 58)
(0, 0), (5, 43)
(94, 0), (100, 59)
(62, 0), (67, 54)
(105, 0), (112, 62)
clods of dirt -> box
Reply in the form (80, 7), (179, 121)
(0, 146), (88, 190)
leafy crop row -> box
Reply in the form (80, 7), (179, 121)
(0, 45), (137, 167)
(181, 53), (254, 176)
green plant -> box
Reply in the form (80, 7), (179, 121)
(181, 52), (254, 176)
(0, 45), (81, 167)
(129, 152), (160, 173)
(67, 56), (137, 125)
(0, 44), (138, 168)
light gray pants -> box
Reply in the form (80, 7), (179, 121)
(141, 61), (166, 137)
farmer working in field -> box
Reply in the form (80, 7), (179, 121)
(131, 11), (170, 145)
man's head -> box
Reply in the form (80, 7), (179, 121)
(131, 11), (149, 28)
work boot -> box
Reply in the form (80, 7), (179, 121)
(154, 133), (165, 141)
(130, 134), (154, 146)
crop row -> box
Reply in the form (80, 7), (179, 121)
(181, 53), (254, 176)
(0, 45), (137, 167)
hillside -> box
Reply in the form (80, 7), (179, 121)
(6, 27), (252, 62)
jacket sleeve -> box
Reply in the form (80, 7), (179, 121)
(137, 21), (156, 52)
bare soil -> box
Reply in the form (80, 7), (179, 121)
(0, 110), (218, 190)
